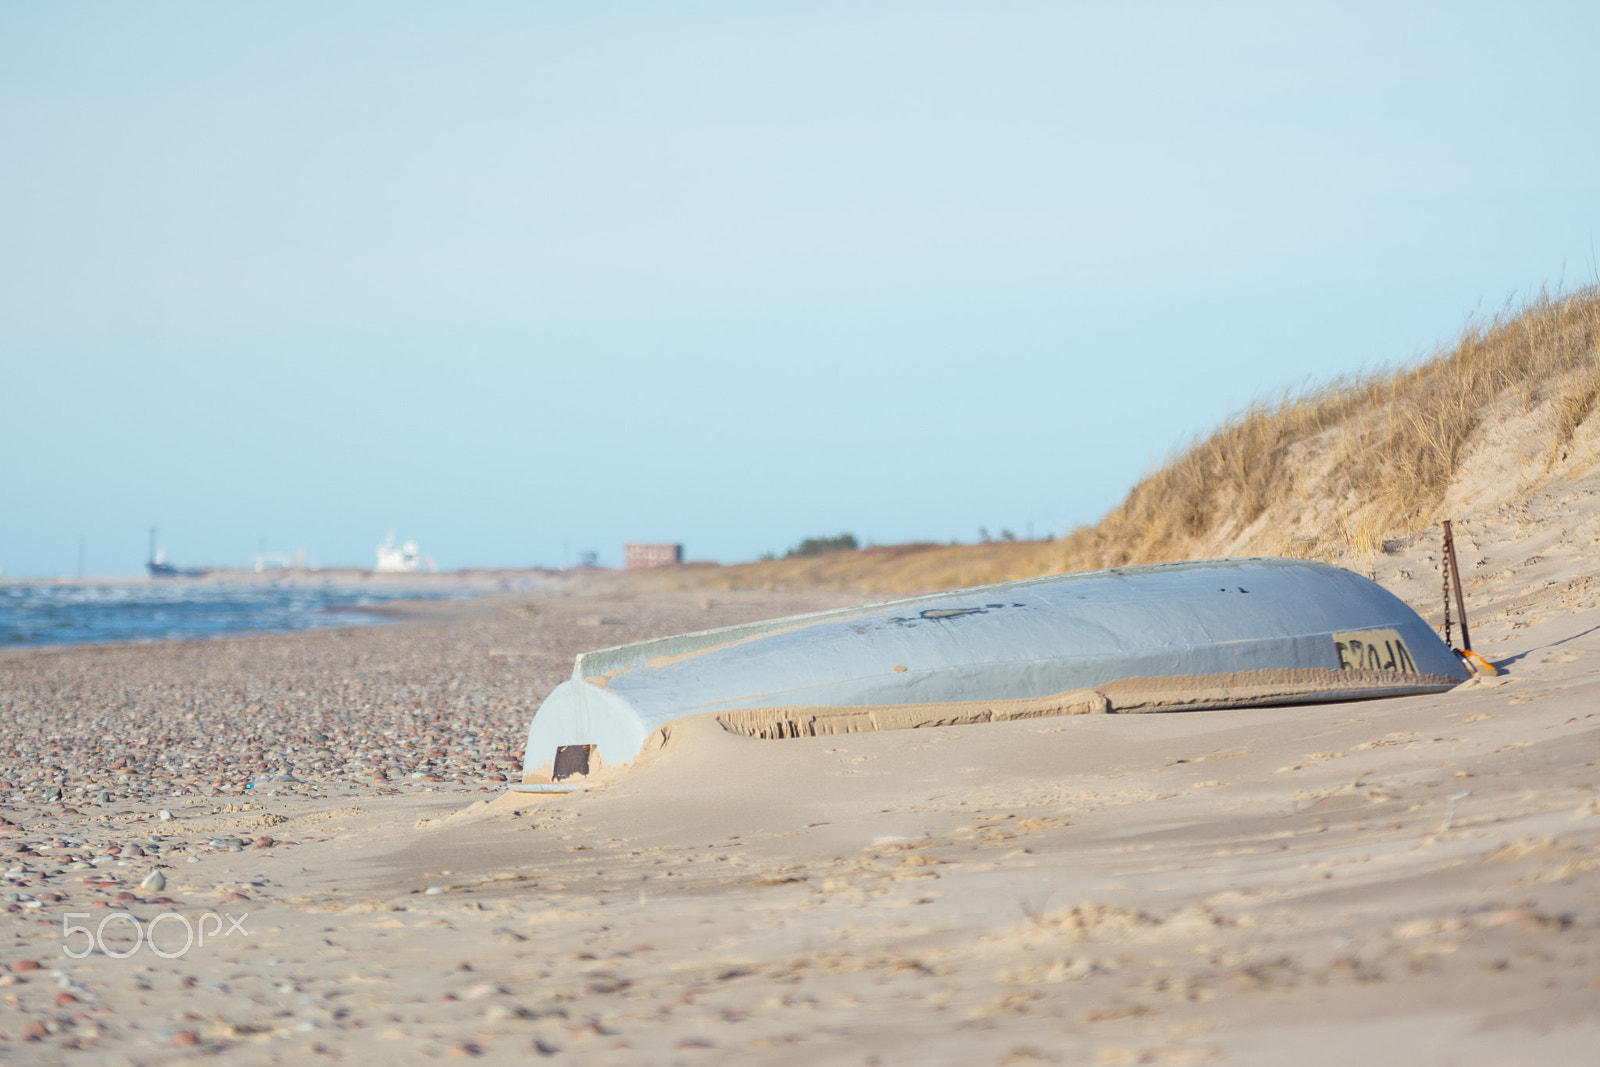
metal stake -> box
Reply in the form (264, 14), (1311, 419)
(1443, 520), (1472, 652)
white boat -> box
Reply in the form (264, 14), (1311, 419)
(519, 558), (1470, 782)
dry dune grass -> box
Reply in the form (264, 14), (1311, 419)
(611, 543), (1013, 599)
(629, 287), (1600, 597)
(1089, 285), (1600, 564)
(629, 539), (1070, 597)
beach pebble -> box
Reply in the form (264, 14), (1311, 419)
(425, 886), (448, 895)
(120, 844), (145, 858)
(10, 959), (42, 972)
(171, 1029), (200, 1047)
(158, 810), (173, 821)
(141, 870), (166, 891)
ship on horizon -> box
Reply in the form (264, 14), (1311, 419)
(375, 533), (431, 573)
(146, 528), (210, 579)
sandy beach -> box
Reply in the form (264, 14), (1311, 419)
(3, 502), (1599, 1064)
(9, 5), (1599, 1063)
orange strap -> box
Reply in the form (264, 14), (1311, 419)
(1456, 649), (1499, 676)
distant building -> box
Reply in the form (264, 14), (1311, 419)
(624, 543), (683, 570)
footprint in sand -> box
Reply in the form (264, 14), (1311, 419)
(1354, 732), (1417, 750)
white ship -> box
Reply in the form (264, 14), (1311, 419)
(375, 534), (422, 573)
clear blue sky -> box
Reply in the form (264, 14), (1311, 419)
(4, 2), (1597, 576)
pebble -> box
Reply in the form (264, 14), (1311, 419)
(141, 870), (166, 891)
(158, 809), (173, 820)
(425, 885), (448, 895)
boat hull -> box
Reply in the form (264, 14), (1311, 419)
(520, 559), (1468, 779)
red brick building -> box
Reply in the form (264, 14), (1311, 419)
(624, 543), (683, 570)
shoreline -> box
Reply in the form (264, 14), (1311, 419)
(0, 567), (579, 589)
(0, 573), (578, 657)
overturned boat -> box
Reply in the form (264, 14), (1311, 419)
(520, 558), (1468, 782)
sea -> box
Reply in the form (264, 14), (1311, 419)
(0, 579), (469, 650)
